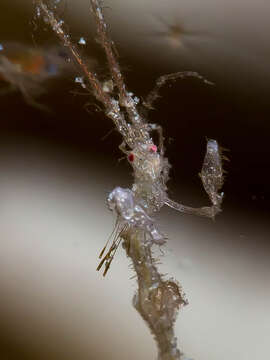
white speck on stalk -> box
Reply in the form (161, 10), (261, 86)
(78, 37), (86, 45)
(36, 6), (41, 17)
(74, 76), (86, 88)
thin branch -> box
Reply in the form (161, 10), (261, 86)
(90, 0), (145, 127)
(37, 1), (110, 107)
(90, 1), (126, 104)
(36, 0), (136, 145)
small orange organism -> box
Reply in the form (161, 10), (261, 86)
(150, 15), (204, 49)
(0, 42), (70, 108)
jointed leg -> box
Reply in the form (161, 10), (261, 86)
(165, 197), (221, 219)
(143, 71), (214, 110)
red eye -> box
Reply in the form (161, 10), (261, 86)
(149, 145), (157, 153)
(128, 153), (134, 162)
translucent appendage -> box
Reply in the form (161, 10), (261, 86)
(199, 139), (224, 208)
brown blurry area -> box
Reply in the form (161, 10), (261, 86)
(0, 1), (269, 360)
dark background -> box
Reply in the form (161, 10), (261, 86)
(1, 0), (269, 218)
(0, 1), (269, 360)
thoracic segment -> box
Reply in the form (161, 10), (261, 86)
(107, 138), (225, 245)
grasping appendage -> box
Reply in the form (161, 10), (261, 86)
(165, 138), (224, 219)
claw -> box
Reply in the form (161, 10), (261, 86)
(199, 139), (225, 208)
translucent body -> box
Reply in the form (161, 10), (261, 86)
(0, 43), (74, 106)
(37, 2), (227, 358)
(107, 138), (224, 244)
(129, 143), (169, 213)
(0, 43), (69, 78)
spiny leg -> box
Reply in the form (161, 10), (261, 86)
(97, 222), (128, 276)
(90, 0), (143, 127)
(102, 224), (128, 277)
(165, 197), (220, 219)
(98, 217), (121, 259)
(143, 71), (214, 110)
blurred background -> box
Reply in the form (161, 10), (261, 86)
(0, 0), (269, 359)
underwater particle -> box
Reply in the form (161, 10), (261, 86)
(75, 76), (83, 82)
(78, 37), (86, 45)
(102, 79), (113, 93)
(74, 76), (86, 88)
(36, 6), (41, 17)
(163, 24), (187, 48)
(150, 15), (204, 49)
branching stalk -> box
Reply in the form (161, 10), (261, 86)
(122, 228), (187, 360)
